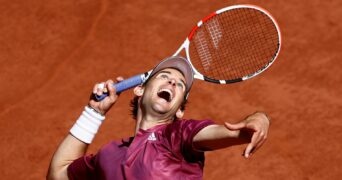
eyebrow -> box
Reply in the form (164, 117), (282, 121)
(158, 70), (186, 87)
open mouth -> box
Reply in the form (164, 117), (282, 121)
(157, 89), (173, 102)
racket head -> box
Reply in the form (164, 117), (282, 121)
(182, 4), (281, 84)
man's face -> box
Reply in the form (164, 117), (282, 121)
(141, 68), (187, 117)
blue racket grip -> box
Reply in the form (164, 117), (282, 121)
(94, 74), (144, 101)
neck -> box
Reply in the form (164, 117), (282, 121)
(134, 109), (174, 134)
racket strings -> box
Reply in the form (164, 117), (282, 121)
(189, 7), (280, 81)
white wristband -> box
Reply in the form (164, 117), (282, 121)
(70, 106), (105, 144)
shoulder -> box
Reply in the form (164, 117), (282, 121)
(99, 138), (133, 151)
(164, 119), (215, 137)
(172, 119), (215, 129)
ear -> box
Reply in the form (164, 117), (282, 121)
(176, 109), (184, 119)
(133, 85), (144, 97)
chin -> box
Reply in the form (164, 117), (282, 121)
(152, 104), (178, 116)
(152, 105), (169, 114)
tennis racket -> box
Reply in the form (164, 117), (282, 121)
(95, 4), (281, 101)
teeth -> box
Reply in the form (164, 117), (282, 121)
(158, 88), (173, 102)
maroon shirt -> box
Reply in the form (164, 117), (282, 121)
(68, 119), (214, 180)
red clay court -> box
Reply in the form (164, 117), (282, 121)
(0, 0), (341, 179)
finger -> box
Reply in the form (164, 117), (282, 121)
(244, 130), (262, 158)
(244, 142), (256, 158)
(253, 132), (268, 151)
(116, 76), (124, 82)
(224, 122), (246, 131)
(93, 82), (99, 94)
(96, 82), (105, 96)
(253, 137), (267, 153)
(98, 82), (105, 90)
(106, 80), (116, 99)
(103, 87), (108, 93)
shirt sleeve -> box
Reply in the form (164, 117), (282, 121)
(180, 119), (214, 163)
(67, 154), (96, 180)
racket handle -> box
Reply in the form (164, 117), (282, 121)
(94, 74), (144, 101)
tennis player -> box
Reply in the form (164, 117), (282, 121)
(47, 56), (270, 180)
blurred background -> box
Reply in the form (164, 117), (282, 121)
(0, 0), (341, 179)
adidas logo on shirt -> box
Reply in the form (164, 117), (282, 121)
(147, 132), (157, 141)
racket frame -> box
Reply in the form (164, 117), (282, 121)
(174, 4), (281, 85)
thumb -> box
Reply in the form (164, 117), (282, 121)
(224, 122), (246, 131)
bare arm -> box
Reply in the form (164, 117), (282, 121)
(47, 79), (120, 180)
(193, 112), (270, 158)
(47, 135), (88, 179)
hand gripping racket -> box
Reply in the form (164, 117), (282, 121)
(95, 4), (281, 101)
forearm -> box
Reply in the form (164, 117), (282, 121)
(193, 112), (270, 151)
(47, 106), (106, 179)
(47, 80), (117, 179)
(47, 134), (88, 180)
(193, 125), (249, 151)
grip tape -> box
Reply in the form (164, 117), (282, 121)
(95, 74), (144, 101)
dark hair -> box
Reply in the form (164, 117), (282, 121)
(129, 96), (188, 120)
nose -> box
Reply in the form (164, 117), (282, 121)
(168, 79), (176, 86)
